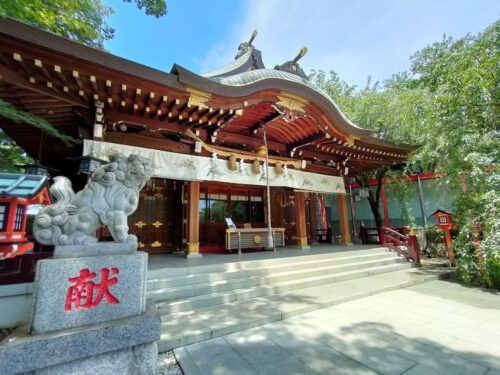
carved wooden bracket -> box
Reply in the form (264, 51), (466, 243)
(187, 87), (211, 109)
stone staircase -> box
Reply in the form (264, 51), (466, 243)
(147, 247), (436, 352)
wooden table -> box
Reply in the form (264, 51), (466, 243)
(225, 228), (285, 255)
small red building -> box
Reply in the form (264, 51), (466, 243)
(0, 173), (51, 260)
(430, 209), (455, 230)
(430, 209), (456, 266)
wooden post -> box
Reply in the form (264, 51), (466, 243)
(444, 229), (456, 267)
(407, 233), (421, 267)
(337, 194), (352, 245)
(186, 181), (200, 257)
(294, 191), (308, 248)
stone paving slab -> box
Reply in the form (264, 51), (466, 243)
(160, 267), (443, 351)
(175, 279), (500, 375)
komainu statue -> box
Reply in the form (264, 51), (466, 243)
(34, 153), (153, 246)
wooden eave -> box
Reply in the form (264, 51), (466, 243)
(0, 17), (414, 177)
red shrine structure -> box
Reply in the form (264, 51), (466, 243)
(430, 209), (456, 266)
(0, 18), (415, 257)
(0, 173), (51, 260)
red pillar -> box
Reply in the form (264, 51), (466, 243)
(381, 186), (390, 228)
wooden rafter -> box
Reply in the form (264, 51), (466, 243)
(0, 64), (88, 107)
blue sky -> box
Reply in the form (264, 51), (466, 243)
(103, 0), (499, 87)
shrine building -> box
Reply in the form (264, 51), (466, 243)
(0, 18), (414, 257)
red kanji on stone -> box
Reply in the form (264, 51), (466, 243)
(64, 267), (120, 311)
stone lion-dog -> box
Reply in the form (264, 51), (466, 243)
(34, 153), (153, 246)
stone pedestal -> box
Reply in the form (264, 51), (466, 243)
(0, 243), (161, 375)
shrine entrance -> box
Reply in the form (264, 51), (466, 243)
(128, 178), (183, 253)
(198, 181), (265, 249)
(270, 189), (328, 246)
(270, 188), (296, 245)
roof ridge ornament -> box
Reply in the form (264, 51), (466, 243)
(274, 47), (308, 79)
(235, 30), (258, 59)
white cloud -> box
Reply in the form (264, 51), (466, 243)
(199, 0), (499, 87)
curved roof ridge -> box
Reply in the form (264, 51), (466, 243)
(202, 48), (265, 78)
(208, 69), (366, 131)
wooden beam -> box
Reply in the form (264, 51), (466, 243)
(53, 64), (68, 84)
(89, 75), (99, 92)
(104, 110), (288, 154)
(105, 131), (193, 154)
(72, 70), (85, 91)
(216, 131), (287, 154)
(105, 110), (205, 138)
(300, 149), (340, 163)
(0, 64), (88, 107)
(250, 112), (281, 135)
(287, 132), (326, 154)
(33, 58), (52, 81)
(303, 163), (340, 176)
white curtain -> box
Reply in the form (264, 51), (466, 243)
(83, 140), (346, 195)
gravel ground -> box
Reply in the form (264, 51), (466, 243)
(156, 350), (183, 375)
(0, 328), (13, 343)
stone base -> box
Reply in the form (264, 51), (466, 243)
(296, 245), (311, 250)
(36, 342), (157, 375)
(0, 302), (160, 375)
(30, 251), (148, 334)
(53, 241), (137, 259)
(0, 242), (160, 375)
(184, 253), (203, 259)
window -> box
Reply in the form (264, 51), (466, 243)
(250, 196), (264, 223)
(0, 203), (8, 231)
(208, 194), (228, 222)
(13, 204), (25, 231)
(231, 195), (248, 222)
(199, 193), (207, 222)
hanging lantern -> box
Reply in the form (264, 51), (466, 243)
(256, 144), (267, 158)
(18, 162), (51, 176)
(67, 155), (106, 175)
(228, 155), (238, 171)
(252, 160), (261, 174)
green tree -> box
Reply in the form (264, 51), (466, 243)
(0, 0), (167, 49)
(0, 0), (167, 172)
(0, 132), (32, 172)
(311, 20), (499, 287)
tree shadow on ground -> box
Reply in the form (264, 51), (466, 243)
(241, 318), (500, 375)
(183, 280), (500, 375)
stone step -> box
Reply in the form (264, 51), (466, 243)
(156, 267), (448, 352)
(155, 262), (410, 314)
(147, 250), (395, 291)
(148, 256), (406, 303)
(147, 247), (389, 279)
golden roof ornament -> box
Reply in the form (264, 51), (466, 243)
(274, 46), (308, 79)
(235, 30), (258, 59)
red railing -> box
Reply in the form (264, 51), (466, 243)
(380, 227), (421, 267)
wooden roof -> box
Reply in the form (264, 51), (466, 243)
(0, 18), (416, 177)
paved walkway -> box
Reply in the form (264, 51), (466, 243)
(174, 280), (500, 375)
